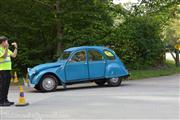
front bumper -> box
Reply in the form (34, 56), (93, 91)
(27, 68), (37, 87)
(27, 75), (35, 87)
(28, 80), (35, 87)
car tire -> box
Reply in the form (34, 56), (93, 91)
(95, 80), (106, 86)
(107, 77), (122, 87)
(39, 75), (58, 92)
(34, 84), (41, 91)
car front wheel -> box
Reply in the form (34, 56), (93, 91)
(39, 75), (58, 92)
(107, 77), (122, 87)
(34, 84), (41, 91)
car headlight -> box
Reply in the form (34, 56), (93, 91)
(28, 68), (37, 75)
(32, 69), (37, 75)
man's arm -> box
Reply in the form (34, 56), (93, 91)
(10, 42), (17, 58)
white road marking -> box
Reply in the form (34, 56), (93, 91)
(113, 96), (178, 102)
(0, 107), (2, 120)
(1, 111), (71, 119)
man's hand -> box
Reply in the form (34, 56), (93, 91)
(11, 42), (17, 49)
(11, 42), (18, 58)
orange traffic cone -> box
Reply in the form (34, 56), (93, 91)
(14, 72), (19, 83)
(15, 86), (29, 106)
(25, 74), (29, 87)
(11, 74), (14, 83)
(23, 74), (29, 87)
(23, 77), (29, 87)
(23, 78), (27, 87)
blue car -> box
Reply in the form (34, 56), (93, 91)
(28, 46), (129, 92)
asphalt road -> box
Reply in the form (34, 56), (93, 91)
(0, 74), (179, 120)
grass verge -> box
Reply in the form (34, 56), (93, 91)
(129, 60), (180, 80)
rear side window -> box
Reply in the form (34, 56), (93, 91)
(88, 50), (104, 61)
(104, 50), (115, 60)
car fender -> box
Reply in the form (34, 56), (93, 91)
(105, 63), (128, 78)
(31, 68), (65, 85)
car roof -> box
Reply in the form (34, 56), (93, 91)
(64, 46), (110, 52)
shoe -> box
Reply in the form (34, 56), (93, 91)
(5, 100), (14, 105)
(0, 102), (11, 106)
(7, 101), (14, 105)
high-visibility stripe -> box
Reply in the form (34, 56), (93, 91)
(0, 56), (11, 63)
(0, 60), (11, 64)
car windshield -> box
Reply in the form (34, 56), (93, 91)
(58, 51), (71, 60)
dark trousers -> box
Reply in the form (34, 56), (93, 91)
(0, 70), (11, 103)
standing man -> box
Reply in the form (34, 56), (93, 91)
(0, 36), (17, 106)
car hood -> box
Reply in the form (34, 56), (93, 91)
(29, 61), (66, 73)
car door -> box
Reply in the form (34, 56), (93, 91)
(88, 49), (106, 79)
(65, 50), (89, 81)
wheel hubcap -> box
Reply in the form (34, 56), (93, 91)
(110, 78), (119, 83)
(42, 77), (55, 91)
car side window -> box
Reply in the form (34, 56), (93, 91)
(88, 50), (104, 62)
(71, 51), (86, 62)
(104, 50), (115, 60)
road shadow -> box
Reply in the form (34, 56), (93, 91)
(28, 83), (130, 93)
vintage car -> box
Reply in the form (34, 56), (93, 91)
(28, 46), (129, 92)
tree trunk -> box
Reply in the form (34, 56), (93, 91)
(175, 49), (179, 67)
(55, 0), (63, 56)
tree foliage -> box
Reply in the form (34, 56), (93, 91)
(0, 0), (56, 73)
(57, 0), (113, 48)
(0, 0), (179, 74)
(165, 4), (180, 46)
(106, 15), (165, 69)
(164, 4), (180, 66)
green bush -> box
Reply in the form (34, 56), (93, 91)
(102, 16), (165, 69)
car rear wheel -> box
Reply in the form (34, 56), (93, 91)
(95, 80), (106, 86)
(107, 77), (122, 87)
(39, 75), (58, 92)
